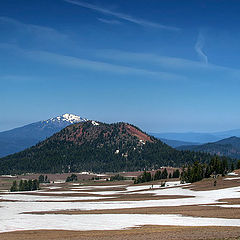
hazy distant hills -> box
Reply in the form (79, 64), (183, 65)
(177, 136), (240, 159)
(150, 134), (200, 148)
(159, 138), (200, 148)
(0, 114), (87, 157)
(0, 121), (217, 174)
(152, 129), (240, 144)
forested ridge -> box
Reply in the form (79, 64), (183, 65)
(177, 136), (240, 159)
(0, 121), (233, 174)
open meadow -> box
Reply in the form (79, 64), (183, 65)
(0, 172), (240, 239)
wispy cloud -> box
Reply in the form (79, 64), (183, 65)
(195, 31), (208, 64)
(0, 75), (46, 83)
(88, 49), (209, 70)
(64, 0), (180, 31)
(97, 18), (122, 25)
(0, 16), (68, 42)
(0, 43), (185, 81)
(89, 49), (240, 81)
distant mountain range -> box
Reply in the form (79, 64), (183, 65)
(151, 129), (240, 144)
(0, 114), (87, 157)
(0, 121), (218, 174)
(177, 136), (240, 159)
(150, 134), (200, 148)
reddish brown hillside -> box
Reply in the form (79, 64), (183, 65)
(125, 124), (153, 143)
(0, 119), (215, 174)
(50, 121), (154, 146)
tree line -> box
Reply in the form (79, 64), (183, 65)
(38, 175), (50, 183)
(134, 156), (239, 184)
(10, 179), (40, 192)
(66, 174), (78, 182)
(181, 156), (238, 183)
(134, 168), (180, 184)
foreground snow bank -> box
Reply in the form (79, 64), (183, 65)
(0, 183), (240, 233)
(1, 214), (240, 233)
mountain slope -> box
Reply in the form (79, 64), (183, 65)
(0, 121), (217, 174)
(177, 136), (240, 159)
(0, 114), (87, 157)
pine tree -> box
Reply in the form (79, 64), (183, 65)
(154, 170), (162, 180)
(173, 169), (180, 178)
(162, 168), (168, 179)
(19, 180), (24, 191)
(28, 180), (33, 191)
(45, 175), (49, 183)
(32, 179), (39, 190)
(23, 180), (29, 191)
(10, 181), (18, 192)
(38, 175), (44, 183)
(237, 160), (240, 170)
(231, 162), (235, 172)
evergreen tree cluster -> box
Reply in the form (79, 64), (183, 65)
(153, 168), (168, 180)
(172, 169), (180, 178)
(66, 174), (78, 182)
(110, 174), (125, 181)
(134, 171), (152, 184)
(38, 175), (50, 183)
(10, 179), (40, 192)
(134, 167), (181, 184)
(181, 156), (230, 183)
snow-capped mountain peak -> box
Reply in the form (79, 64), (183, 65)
(43, 114), (88, 124)
(0, 114), (88, 157)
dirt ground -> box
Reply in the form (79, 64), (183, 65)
(0, 177), (16, 190)
(1, 226), (240, 240)
(24, 204), (240, 219)
(186, 177), (240, 191)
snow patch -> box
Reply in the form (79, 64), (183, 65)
(224, 177), (240, 180)
(43, 114), (88, 124)
(91, 120), (99, 126)
(227, 172), (238, 176)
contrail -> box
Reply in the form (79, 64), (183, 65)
(195, 32), (208, 64)
(64, 0), (180, 31)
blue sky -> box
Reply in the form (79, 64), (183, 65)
(1, 0), (240, 133)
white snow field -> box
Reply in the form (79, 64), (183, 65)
(1, 214), (240, 233)
(70, 181), (188, 195)
(0, 193), (112, 202)
(224, 177), (240, 180)
(0, 182), (240, 233)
